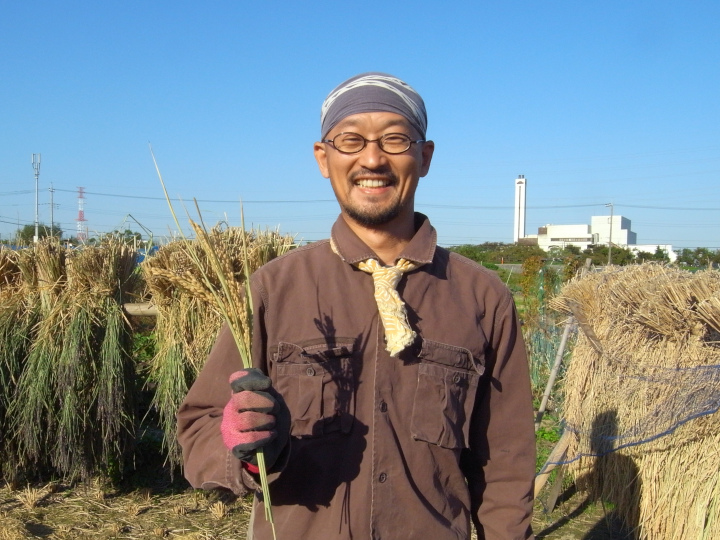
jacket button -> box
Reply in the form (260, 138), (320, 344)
(453, 373), (462, 384)
(306, 367), (315, 376)
(378, 473), (387, 483)
(380, 401), (387, 413)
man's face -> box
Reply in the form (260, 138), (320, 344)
(314, 112), (434, 228)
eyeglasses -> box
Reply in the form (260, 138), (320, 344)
(322, 132), (425, 154)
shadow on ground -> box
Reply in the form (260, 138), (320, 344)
(534, 484), (635, 539)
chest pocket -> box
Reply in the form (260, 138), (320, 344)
(410, 339), (484, 450)
(273, 339), (357, 438)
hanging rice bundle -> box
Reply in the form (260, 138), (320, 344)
(142, 241), (222, 469)
(0, 248), (41, 482)
(6, 241), (66, 480)
(550, 263), (720, 539)
(10, 238), (140, 481)
(142, 223), (295, 469)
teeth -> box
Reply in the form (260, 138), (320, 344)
(356, 179), (388, 188)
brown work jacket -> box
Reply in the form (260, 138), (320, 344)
(177, 214), (535, 539)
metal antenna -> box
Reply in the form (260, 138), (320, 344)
(32, 154), (41, 243)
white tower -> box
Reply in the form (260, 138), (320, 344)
(513, 175), (526, 243)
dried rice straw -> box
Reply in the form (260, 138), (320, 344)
(151, 147), (290, 538)
(551, 263), (720, 538)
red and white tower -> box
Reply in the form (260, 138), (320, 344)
(76, 187), (87, 241)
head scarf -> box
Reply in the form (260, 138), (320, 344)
(320, 72), (427, 139)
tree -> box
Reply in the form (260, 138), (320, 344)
(582, 244), (634, 266)
(634, 251), (655, 263)
(16, 223), (63, 244)
(102, 229), (144, 246)
(652, 246), (670, 263)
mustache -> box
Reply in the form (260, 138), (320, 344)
(349, 168), (397, 183)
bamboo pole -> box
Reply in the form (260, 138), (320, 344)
(535, 316), (575, 431)
(122, 302), (158, 317)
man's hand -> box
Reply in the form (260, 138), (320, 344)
(220, 368), (290, 471)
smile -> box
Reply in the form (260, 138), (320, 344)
(355, 178), (391, 188)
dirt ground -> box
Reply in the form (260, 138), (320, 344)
(0, 476), (634, 540)
(533, 486), (634, 539)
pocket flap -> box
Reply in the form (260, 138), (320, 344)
(274, 338), (356, 364)
(418, 339), (485, 376)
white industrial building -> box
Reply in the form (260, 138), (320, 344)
(513, 176), (676, 261)
(590, 215), (637, 247)
(630, 244), (678, 262)
(526, 216), (635, 252)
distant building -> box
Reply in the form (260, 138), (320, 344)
(630, 245), (677, 262)
(510, 177), (676, 261)
(524, 223), (594, 251)
(523, 215), (676, 262)
(590, 215), (637, 246)
(524, 215), (635, 252)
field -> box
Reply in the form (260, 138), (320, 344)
(0, 352), (630, 539)
(0, 476), (628, 540)
(0, 244), (625, 538)
(6, 243), (718, 539)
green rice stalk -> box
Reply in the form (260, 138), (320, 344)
(53, 304), (96, 479)
(96, 243), (140, 469)
(0, 249), (41, 482)
(8, 241), (67, 475)
(143, 246), (223, 470)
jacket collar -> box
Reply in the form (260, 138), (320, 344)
(330, 213), (437, 266)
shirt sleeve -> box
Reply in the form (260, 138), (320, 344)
(463, 292), (536, 540)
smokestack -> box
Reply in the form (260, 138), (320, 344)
(513, 175), (526, 243)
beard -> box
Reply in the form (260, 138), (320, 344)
(342, 198), (402, 226)
(341, 168), (403, 226)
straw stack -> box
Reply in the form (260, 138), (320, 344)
(0, 247), (41, 482)
(142, 225), (295, 469)
(551, 263), (720, 539)
(8, 238), (140, 482)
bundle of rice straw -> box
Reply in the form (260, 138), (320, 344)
(10, 238), (141, 481)
(142, 222), (295, 470)
(0, 246), (41, 483)
(550, 263), (720, 539)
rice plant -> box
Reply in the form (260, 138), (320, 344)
(150, 148), (294, 537)
(0, 249), (39, 482)
(142, 225), (294, 470)
(8, 238), (141, 482)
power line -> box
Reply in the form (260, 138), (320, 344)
(51, 188), (335, 204)
(0, 190), (34, 196)
(42, 190), (720, 212)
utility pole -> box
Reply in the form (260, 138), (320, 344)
(605, 202), (614, 265)
(32, 154), (41, 243)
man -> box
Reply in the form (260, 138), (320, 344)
(177, 72), (536, 539)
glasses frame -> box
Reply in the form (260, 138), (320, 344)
(322, 132), (425, 155)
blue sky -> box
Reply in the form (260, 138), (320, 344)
(2, 1), (718, 249)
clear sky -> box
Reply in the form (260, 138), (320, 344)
(2, 1), (718, 249)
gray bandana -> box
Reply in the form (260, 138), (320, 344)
(320, 72), (427, 139)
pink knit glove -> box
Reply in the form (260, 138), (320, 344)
(220, 368), (290, 470)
